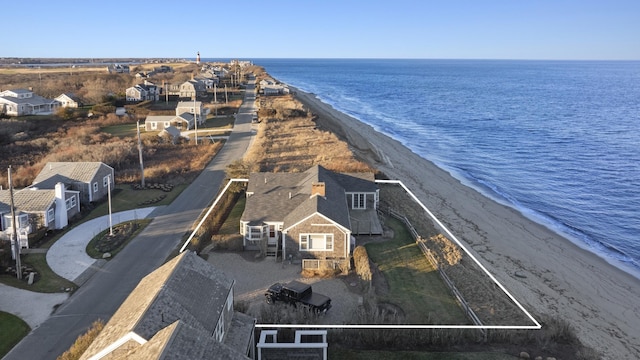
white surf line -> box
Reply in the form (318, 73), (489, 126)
(375, 179), (542, 329)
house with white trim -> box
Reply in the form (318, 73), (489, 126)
(0, 89), (60, 116)
(0, 183), (80, 245)
(240, 165), (381, 271)
(55, 93), (83, 108)
(31, 162), (114, 205)
(125, 82), (159, 102)
(144, 101), (208, 131)
(79, 251), (254, 360)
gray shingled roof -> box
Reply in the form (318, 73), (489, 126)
(241, 165), (374, 230)
(0, 188), (55, 213)
(32, 162), (107, 188)
(125, 321), (249, 360)
(80, 251), (246, 360)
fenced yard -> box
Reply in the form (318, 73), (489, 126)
(364, 216), (469, 325)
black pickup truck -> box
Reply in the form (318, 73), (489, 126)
(265, 280), (332, 313)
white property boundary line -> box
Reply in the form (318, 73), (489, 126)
(181, 178), (541, 330)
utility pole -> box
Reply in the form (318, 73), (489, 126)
(137, 118), (145, 187)
(8, 166), (22, 280)
(107, 174), (113, 236)
(224, 84), (228, 104)
(214, 83), (217, 117)
(194, 98), (198, 145)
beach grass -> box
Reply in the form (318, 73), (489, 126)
(0, 311), (30, 358)
(365, 217), (468, 324)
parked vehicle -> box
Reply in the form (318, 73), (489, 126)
(265, 280), (332, 313)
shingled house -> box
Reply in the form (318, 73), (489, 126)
(0, 183), (80, 246)
(31, 162), (114, 205)
(80, 251), (255, 360)
(240, 165), (381, 271)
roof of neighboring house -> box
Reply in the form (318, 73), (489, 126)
(159, 126), (181, 139)
(0, 94), (58, 106)
(242, 165), (376, 229)
(0, 88), (32, 96)
(145, 115), (175, 123)
(0, 189), (55, 214)
(80, 251), (249, 360)
(56, 93), (81, 102)
(32, 162), (112, 189)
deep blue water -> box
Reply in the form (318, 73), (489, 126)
(250, 59), (640, 278)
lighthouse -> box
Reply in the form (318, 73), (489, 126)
(196, 51), (201, 65)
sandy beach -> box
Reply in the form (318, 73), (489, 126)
(292, 88), (640, 359)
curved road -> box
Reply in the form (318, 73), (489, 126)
(4, 79), (258, 360)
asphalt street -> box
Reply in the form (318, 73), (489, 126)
(3, 79), (257, 360)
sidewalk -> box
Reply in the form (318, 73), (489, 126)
(47, 207), (157, 283)
(0, 207), (157, 330)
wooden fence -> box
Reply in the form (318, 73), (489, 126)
(384, 208), (486, 337)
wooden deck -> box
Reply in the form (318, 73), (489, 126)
(349, 209), (383, 235)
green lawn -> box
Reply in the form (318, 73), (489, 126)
(86, 184), (186, 220)
(0, 253), (75, 293)
(0, 311), (30, 358)
(101, 123), (138, 137)
(218, 196), (245, 235)
(365, 217), (468, 325)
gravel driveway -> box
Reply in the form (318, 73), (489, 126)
(206, 250), (362, 325)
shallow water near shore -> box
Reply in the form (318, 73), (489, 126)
(247, 59), (640, 279)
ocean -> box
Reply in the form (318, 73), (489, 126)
(248, 59), (640, 278)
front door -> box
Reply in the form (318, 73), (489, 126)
(267, 224), (278, 246)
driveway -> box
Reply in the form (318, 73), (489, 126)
(205, 251), (362, 325)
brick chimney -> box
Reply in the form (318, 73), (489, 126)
(311, 182), (325, 197)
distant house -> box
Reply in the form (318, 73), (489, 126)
(55, 93), (83, 108)
(0, 89), (60, 116)
(0, 183), (80, 246)
(178, 79), (207, 99)
(79, 251), (255, 360)
(144, 101), (207, 131)
(31, 162), (114, 205)
(158, 125), (181, 142)
(126, 82), (159, 102)
(240, 165), (381, 270)
(259, 79), (289, 96)
(106, 64), (130, 73)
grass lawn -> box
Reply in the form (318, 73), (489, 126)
(0, 311), (30, 358)
(86, 184), (186, 220)
(329, 348), (517, 360)
(0, 253), (75, 293)
(101, 123), (138, 137)
(218, 196), (245, 235)
(365, 217), (468, 325)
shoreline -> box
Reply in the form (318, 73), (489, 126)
(291, 87), (640, 359)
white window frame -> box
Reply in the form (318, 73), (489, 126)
(93, 182), (98, 193)
(47, 208), (55, 222)
(246, 225), (264, 241)
(65, 196), (77, 210)
(299, 233), (334, 251)
(352, 193), (366, 209)
(151, 122), (158, 130)
(103, 175), (109, 188)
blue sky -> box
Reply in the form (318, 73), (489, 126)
(2, 0), (639, 60)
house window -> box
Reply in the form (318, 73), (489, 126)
(93, 182), (98, 193)
(246, 225), (263, 241)
(66, 196), (77, 210)
(103, 176), (109, 188)
(47, 208), (55, 222)
(300, 234), (334, 251)
(353, 194), (366, 209)
(227, 288), (233, 311)
(151, 122), (158, 130)
(164, 122), (170, 128)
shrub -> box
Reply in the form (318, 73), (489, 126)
(56, 320), (104, 360)
(353, 245), (372, 282)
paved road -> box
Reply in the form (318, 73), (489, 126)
(4, 79), (257, 360)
